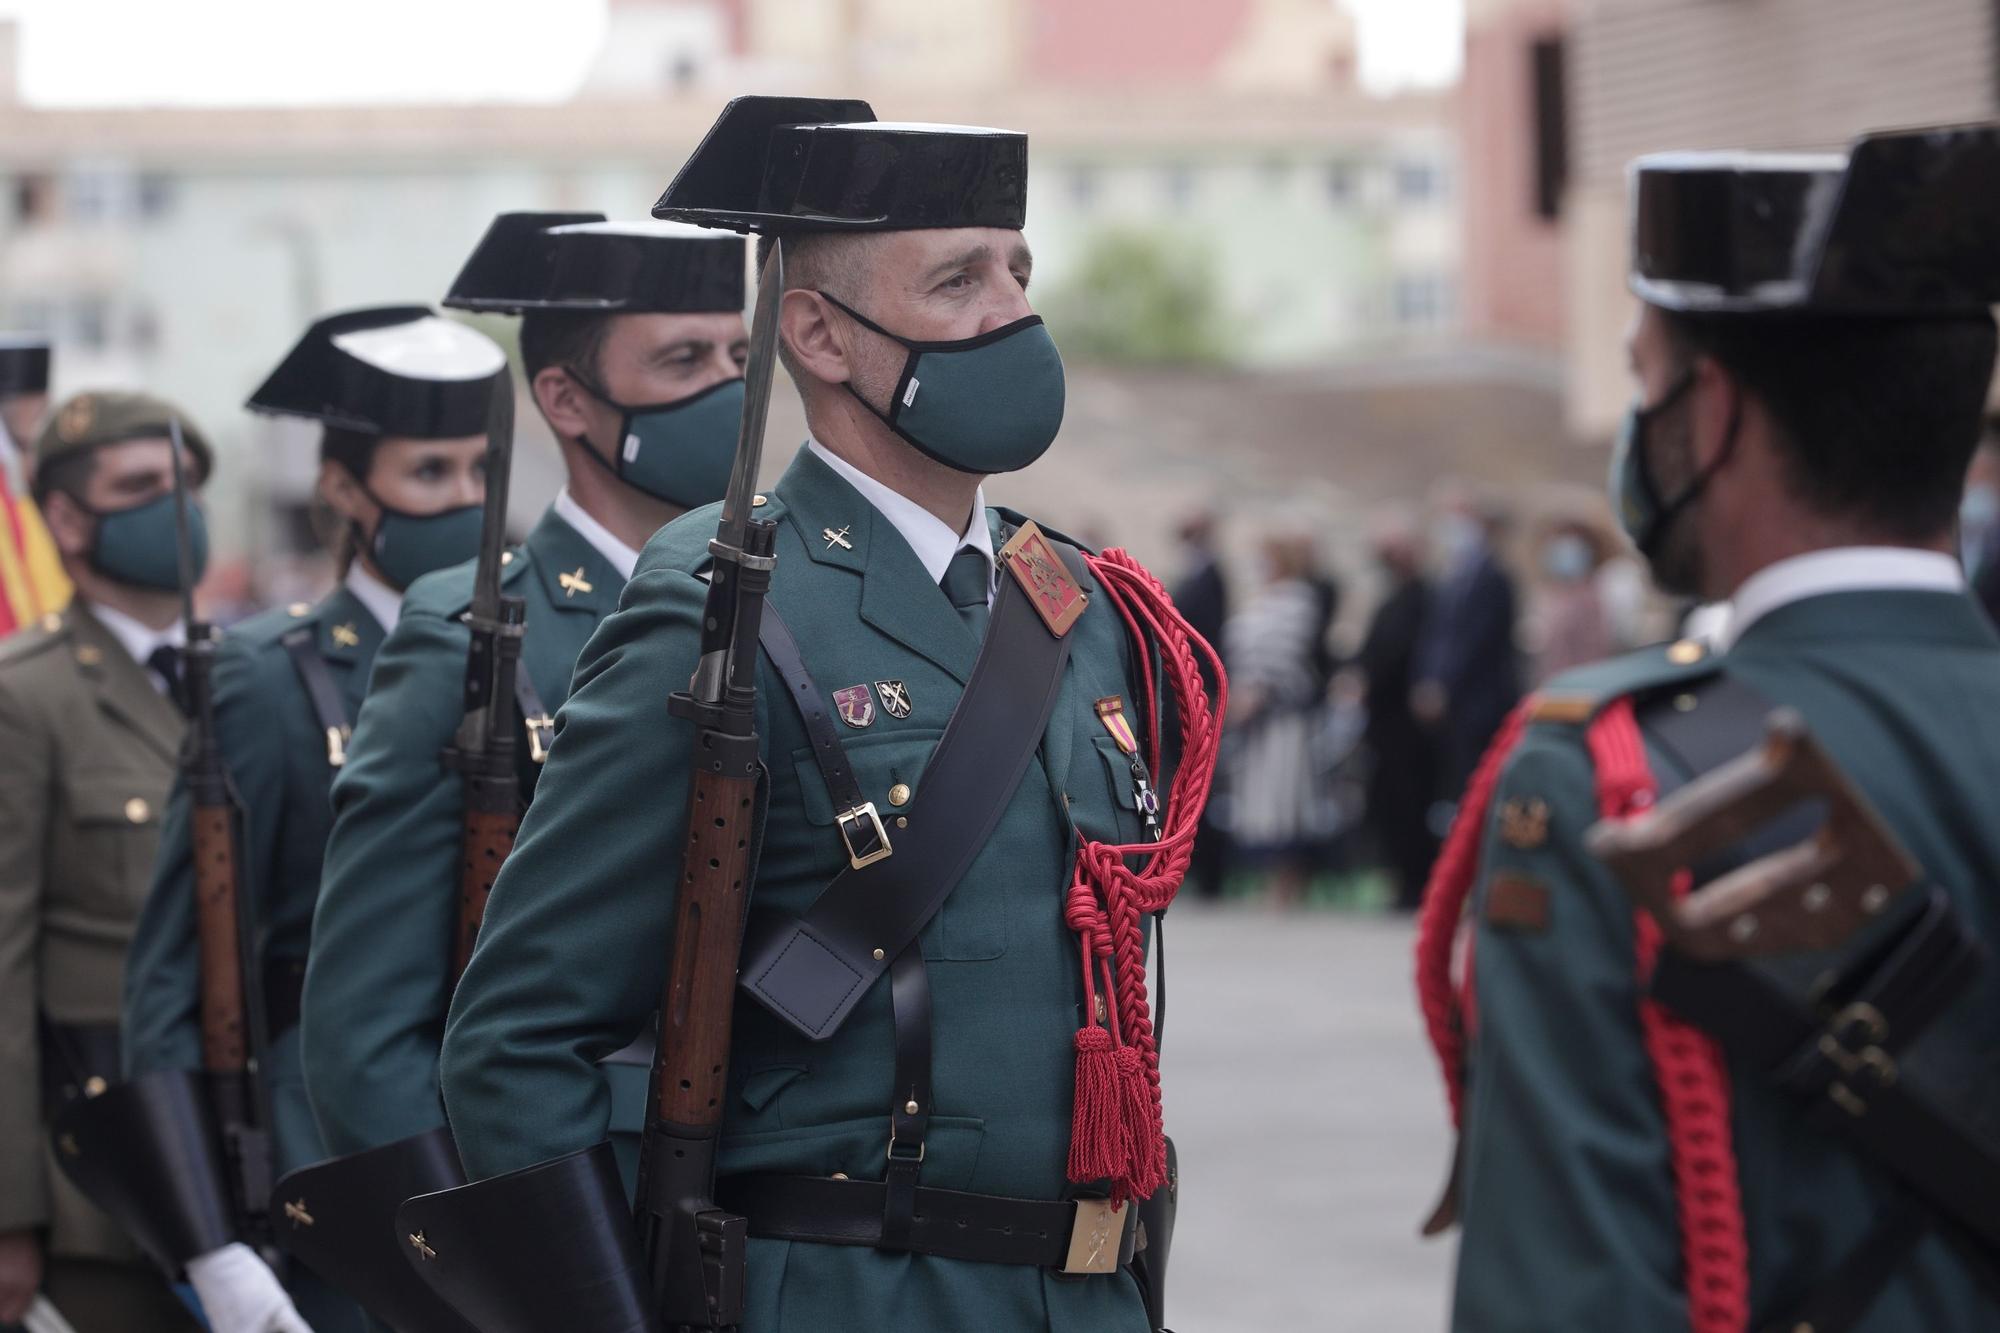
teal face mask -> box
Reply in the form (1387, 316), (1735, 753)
(569, 373), (744, 511)
(823, 295), (1066, 475)
(85, 493), (208, 592)
(365, 497), (484, 591)
(1609, 369), (1698, 557)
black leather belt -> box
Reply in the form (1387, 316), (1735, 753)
(715, 1174), (1140, 1274)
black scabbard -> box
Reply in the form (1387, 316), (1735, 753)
(397, 1141), (653, 1333)
(271, 1126), (479, 1333)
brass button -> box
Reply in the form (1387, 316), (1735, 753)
(124, 797), (150, 824)
(887, 783), (911, 807)
(287, 601), (311, 617)
(1666, 638), (1705, 666)
(501, 551), (514, 565)
(753, 494), (768, 507)
(83, 1075), (107, 1097)
(896, 817), (908, 829)
(830, 1172), (849, 1180)
(904, 1100), (920, 1116)
(872, 948), (885, 961)
(74, 645), (102, 666)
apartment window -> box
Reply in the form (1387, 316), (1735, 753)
(1393, 273), (1455, 329)
(1396, 159), (1444, 205)
(137, 173), (174, 220)
(69, 172), (116, 223)
(1531, 36), (1568, 220)
(1326, 161), (1358, 205)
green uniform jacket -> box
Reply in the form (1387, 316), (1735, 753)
(441, 448), (1161, 1333)
(122, 586), (380, 1332)
(301, 507), (631, 1166)
(0, 603), (182, 1261)
(1454, 588), (2000, 1332)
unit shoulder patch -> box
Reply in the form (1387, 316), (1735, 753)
(1485, 872), (1552, 932)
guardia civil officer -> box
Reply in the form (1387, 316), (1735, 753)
(290, 218), (747, 1321)
(0, 337), (71, 633)
(115, 307), (505, 1333)
(1418, 125), (2000, 1331)
(427, 98), (1216, 1333)
(0, 392), (212, 1331)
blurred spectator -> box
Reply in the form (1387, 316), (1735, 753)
(1352, 517), (1437, 910)
(1962, 431), (2000, 625)
(1412, 484), (1523, 805)
(1172, 511), (1232, 899)
(1221, 533), (1339, 905)
(1530, 518), (1614, 682)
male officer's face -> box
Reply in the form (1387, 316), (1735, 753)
(567, 311), (749, 451)
(46, 437), (198, 560)
(840, 227), (1034, 414)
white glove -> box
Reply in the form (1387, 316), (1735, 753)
(186, 1243), (314, 1333)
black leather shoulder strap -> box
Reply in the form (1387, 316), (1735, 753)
(757, 604), (871, 827)
(281, 626), (353, 769)
(739, 539), (1088, 1042)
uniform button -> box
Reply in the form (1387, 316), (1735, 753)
(39, 612), (60, 631)
(74, 645), (102, 666)
(501, 551), (514, 565)
(752, 494), (768, 508)
(1666, 638), (1705, 666)
(830, 1172), (849, 1180)
(887, 783), (911, 807)
(904, 1100), (920, 1116)
(124, 797), (150, 824)
(287, 602), (311, 617)
(83, 1076), (107, 1097)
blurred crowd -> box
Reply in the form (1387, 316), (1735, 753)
(1172, 478), (1660, 911)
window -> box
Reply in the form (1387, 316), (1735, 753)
(1326, 161), (1357, 205)
(69, 172), (115, 223)
(71, 296), (110, 351)
(1393, 273), (1456, 329)
(137, 173), (175, 220)
(1396, 159), (1444, 205)
(1530, 37), (1569, 221)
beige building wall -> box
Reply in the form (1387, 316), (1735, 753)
(1564, 0), (1997, 435)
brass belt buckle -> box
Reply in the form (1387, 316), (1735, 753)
(523, 713), (555, 764)
(1061, 1197), (1127, 1275)
(836, 801), (893, 870)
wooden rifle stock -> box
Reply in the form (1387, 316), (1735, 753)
(449, 595), (527, 984)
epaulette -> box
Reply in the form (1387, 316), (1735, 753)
(225, 598), (325, 649)
(401, 546), (531, 621)
(0, 607), (72, 666)
(1527, 636), (1722, 727)
(637, 491), (785, 580)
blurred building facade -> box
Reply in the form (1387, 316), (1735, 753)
(1462, 0), (1999, 437)
(0, 0), (1458, 571)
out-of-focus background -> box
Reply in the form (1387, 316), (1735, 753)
(7, 2), (1999, 1326)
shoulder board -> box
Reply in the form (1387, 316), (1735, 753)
(1528, 637), (1722, 727)
(226, 599), (325, 649)
(402, 548), (529, 621)
(991, 506), (1093, 556)
(0, 609), (70, 666)
(637, 493), (786, 579)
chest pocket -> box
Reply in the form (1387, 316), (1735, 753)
(1079, 734), (1150, 848)
(789, 727), (1008, 962)
(58, 773), (166, 915)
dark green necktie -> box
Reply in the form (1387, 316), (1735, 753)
(942, 547), (992, 641)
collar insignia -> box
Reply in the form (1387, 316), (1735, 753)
(558, 566), (594, 598)
(330, 622), (360, 648)
(823, 525), (853, 551)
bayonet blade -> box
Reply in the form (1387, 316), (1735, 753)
(166, 417), (198, 630)
(714, 239), (784, 557)
(467, 365), (515, 628)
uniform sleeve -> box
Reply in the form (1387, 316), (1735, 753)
(123, 644), (283, 1077)
(1450, 729), (1685, 1333)
(301, 608), (470, 1155)
(441, 567), (707, 1179)
(0, 675), (51, 1230)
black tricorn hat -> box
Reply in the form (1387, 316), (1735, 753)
(247, 306), (506, 439)
(1630, 122), (2000, 315)
(443, 211), (747, 314)
(0, 334), (50, 399)
(652, 95), (1030, 235)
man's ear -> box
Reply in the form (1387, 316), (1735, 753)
(780, 289), (851, 387)
(532, 365), (592, 442)
(40, 490), (91, 557)
(1688, 355), (1743, 472)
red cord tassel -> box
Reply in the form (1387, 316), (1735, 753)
(1067, 1024), (1128, 1185)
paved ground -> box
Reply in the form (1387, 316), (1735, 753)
(1160, 905), (1455, 1332)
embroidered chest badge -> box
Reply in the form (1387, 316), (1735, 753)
(832, 683), (876, 729)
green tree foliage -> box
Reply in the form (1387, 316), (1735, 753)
(1044, 228), (1228, 366)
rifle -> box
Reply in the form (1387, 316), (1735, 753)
(441, 369), (524, 983)
(171, 417), (276, 1253)
(633, 239), (785, 1331)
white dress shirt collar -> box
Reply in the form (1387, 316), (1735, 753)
(1719, 546), (1965, 650)
(90, 601), (186, 692)
(554, 486), (641, 582)
(344, 562), (403, 636)
(807, 439), (994, 597)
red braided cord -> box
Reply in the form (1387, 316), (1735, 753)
(1062, 548), (1226, 1201)
(1587, 699), (1750, 1333)
(1412, 700), (1535, 1129)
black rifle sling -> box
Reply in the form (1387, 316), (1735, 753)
(1636, 672), (2000, 1332)
(281, 627), (352, 769)
(757, 602), (936, 1247)
(740, 539), (1086, 1042)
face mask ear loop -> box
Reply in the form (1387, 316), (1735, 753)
(823, 293), (924, 425)
(1639, 369), (1742, 559)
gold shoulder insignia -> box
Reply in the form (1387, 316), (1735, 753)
(1498, 797), (1550, 850)
(1528, 693), (1595, 725)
